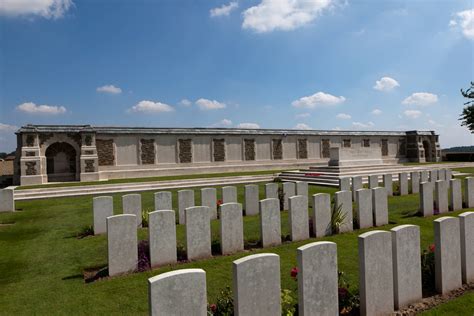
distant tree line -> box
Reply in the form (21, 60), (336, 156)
(0, 151), (15, 159)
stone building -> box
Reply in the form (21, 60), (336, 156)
(14, 125), (441, 185)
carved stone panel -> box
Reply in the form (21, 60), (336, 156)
(26, 151), (36, 157)
(381, 139), (388, 156)
(84, 135), (93, 146)
(322, 139), (330, 158)
(141, 139), (155, 165)
(244, 139), (255, 161)
(26, 134), (35, 147)
(213, 139), (225, 162)
(179, 139), (192, 163)
(84, 160), (95, 172)
(25, 161), (37, 175)
(297, 139), (308, 159)
(398, 138), (406, 156)
(272, 139), (282, 160)
(96, 139), (115, 166)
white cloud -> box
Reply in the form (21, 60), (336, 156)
(17, 102), (66, 115)
(129, 100), (174, 113)
(242, 0), (334, 33)
(402, 92), (438, 106)
(336, 113), (351, 120)
(295, 113), (311, 119)
(179, 99), (192, 106)
(371, 109), (382, 115)
(0, 0), (73, 19)
(332, 126), (341, 131)
(294, 123), (312, 130)
(0, 123), (17, 132)
(292, 91), (345, 109)
(428, 119), (444, 128)
(373, 76), (400, 92)
(210, 1), (238, 17)
(352, 121), (375, 129)
(451, 9), (474, 40)
(211, 119), (233, 127)
(96, 84), (122, 94)
(404, 110), (422, 119)
(237, 122), (260, 129)
(195, 98), (226, 110)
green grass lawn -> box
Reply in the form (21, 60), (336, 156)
(1, 177), (474, 314)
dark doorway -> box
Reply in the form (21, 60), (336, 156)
(45, 142), (77, 182)
(423, 141), (432, 162)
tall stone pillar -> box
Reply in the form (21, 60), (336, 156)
(19, 133), (46, 185)
(80, 132), (100, 182)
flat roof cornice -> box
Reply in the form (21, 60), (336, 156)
(16, 124), (437, 137)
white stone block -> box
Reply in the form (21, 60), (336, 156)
(334, 190), (353, 233)
(149, 210), (177, 267)
(438, 169), (446, 181)
(312, 193), (331, 237)
(434, 217), (462, 294)
(420, 170), (429, 183)
(223, 186), (238, 203)
(288, 195), (309, 241)
(244, 184), (259, 216)
(435, 180), (449, 214)
(339, 177), (350, 192)
(122, 194), (142, 227)
(411, 172), (420, 194)
(383, 174), (393, 196)
(372, 187), (388, 226)
(464, 177), (474, 208)
(185, 206), (211, 260)
(368, 175), (378, 189)
(154, 191), (172, 211)
(265, 183), (278, 199)
(391, 225), (422, 310)
(446, 169), (453, 181)
(399, 172), (408, 196)
(359, 230), (394, 316)
(259, 198), (281, 247)
(0, 189), (14, 212)
(419, 182), (433, 217)
(178, 189), (194, 225)
(282, 182), (296, 210)
(93, 196), (113, 235)
(297, 242), (338, 316)
(233, 253), (281, 316)
(201, 188), (217, 220)
(430, 169), (438, 183)
(355, 189), (373, 229)
(220, 203), (244, 255)
(296, 181), (308, 197)
(107, 214), (138, 276)
(450, 179), (462, 212)
(459, 212), (474, 284)
(148, 269), (207, 316)
(352, 176), (363, 200)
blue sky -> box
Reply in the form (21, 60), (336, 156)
(0, 0), (473, 152)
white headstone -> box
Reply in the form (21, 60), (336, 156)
(223, 186), (238, 203)
(233, 253), (281, 316)
(411, 171), (420, 194)
(296, 181), (308, 197)
(122, 194), (142, 227)
(459, 212), (474, 284)
(419, 182), (434, 217)
(288, 195), (310, 241)
(430, 169), (438, 183)
(383, 174), (393, 196)
(201, 188), (217, 220)
(178, 189), (195, 225)
(334, 190), (353, 233)
(352, 176), (363, 200)
(154, 191), (172, 211)
(185, 206), (211, 260)
(450, 179), (462, 212)
(93, 196), (113, 235)
(464, 177), (474, 208)
(107, 214), (138, 276)
(149, 210), (177, 267)
(339, 177), (351, 192)
(265, 183), (278, 199)
(420, 170), (429, 183)
(372, 187), (388, 226)
(355, 189), (373, 229)
(259, 198), (281, 247)
(297, 242), (338, 316)
(368, 175), (379, 189)
(148, 269), (207, 316)
(282, 182), (296, 210)
(220, 203), (244, 255)
(244, 184), (259, 216)
(399, 172), (408, 196)
(435, 180), (448, 214)
(0, 188), (14, 212)
(312, 193), (332, 237)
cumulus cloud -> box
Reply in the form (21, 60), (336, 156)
(371, 109), (382, 115)
(242, 0), (334, 33)
(402, 92), (438, 106)
(195, 98), (226, 110)
(0, 123), (17, 132)
(295, 113), (311, 119)
(292, 91), (345, 109)
(352, 121), (375, 129)
(373, 76), (400, 92)
(210, 1), (238, 17)
(17, 102), (66, 115)
(336, 113), (351, 120)
(294, 123), (312, 130)
(450, 9), (474, 40)
(237, 122), (260, 129)
(179, 99), (192, 106)
(211, 119), (233, 127)
(96, 84), (122, 94)
(129, 100), (174, 113)
(0, 0), (73, 19)
(428, 119), (444, 128)
(404, 110), (422, 119)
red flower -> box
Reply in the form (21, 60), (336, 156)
(217, 199), (223, 206)
(210, 304), (217, 312)
(338, 287), (349, 298)
(429, 243), (435, 253)
(290, 267), (299, 278)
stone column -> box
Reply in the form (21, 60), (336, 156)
(19, 133), (45, 185)
(0, 189), (15, 212)
(80, 132), (100, 182)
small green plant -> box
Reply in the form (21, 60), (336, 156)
(76, 225), (94, 239)
(142, 208), (151, 227)
(330, 200), (347, 234)
(281, 289), (297, 316)
(338, 271), (360, 315)
(207, 286), (233, 315)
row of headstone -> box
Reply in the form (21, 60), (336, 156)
(93, 194), (143, 235)
(340, 168), (453, 199)
(147, 213), (474, 315)
(0, 188), (15, 212)
(419, 177), (473, 216)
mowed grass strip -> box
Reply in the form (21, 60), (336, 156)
(1, 172), (474, 314)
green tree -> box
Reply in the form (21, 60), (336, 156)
(460, 82), (474, 132)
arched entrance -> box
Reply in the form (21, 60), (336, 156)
(45, 142), (77, 182)
(423, 140), (432, 162)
